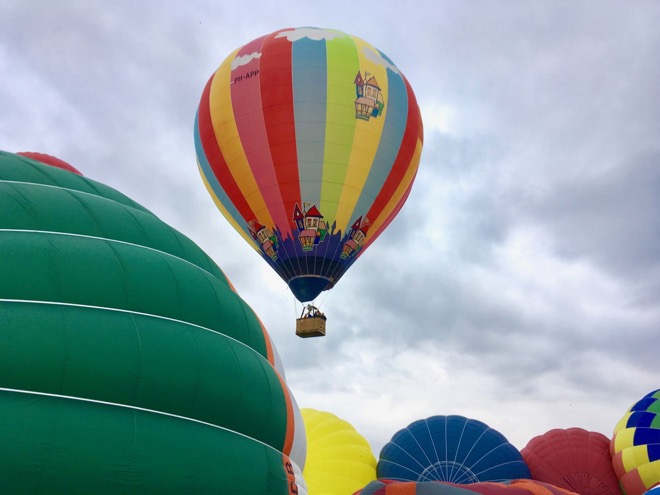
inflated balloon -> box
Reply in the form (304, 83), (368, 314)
(356, 480), (478, 494)
(195, 27), (424, 303)
(301, 408), (376, 495)
(0, 150), (305, 493)
(377, 415), (531, 484)
(17, 151), (83, 175)
(611, 389), (660, 495)
(521, 427), (621, 495)
(356, 479), (579, 494)
(645, 484), (660, 494)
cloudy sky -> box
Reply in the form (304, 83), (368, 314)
(2, 1), (658, 455)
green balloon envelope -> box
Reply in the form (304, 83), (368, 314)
(0, 391), (295, 494)
(0, 151), (301, 494)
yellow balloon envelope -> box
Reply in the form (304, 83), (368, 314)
(302, 408), (376, 495)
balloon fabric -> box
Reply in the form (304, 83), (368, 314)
(17, 151), (83, 175)
(521, 427), (621, 495)
(355, 479), (580, 495)
(302, 408), (377, 495)
(0, 150), (305, 494)
(611, 389), (660, 495)
(377, 415), (531, 484)
(195, 27), (423, 302)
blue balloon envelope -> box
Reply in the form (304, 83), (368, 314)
(377, 415), (531, 483)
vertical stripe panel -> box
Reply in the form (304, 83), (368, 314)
(320, 34), (359, 226)
(333, 37), (388, 232)
(195, 67), (260, 248)
(209, 39), (276, 231)
(364, 75), (423, 240)
(229, 36), (282, 231)
(292, 37), (327, 208)
(259, 34), (298, 237)
(350, 61), (409, 224)
(364, 138), (422, 249)
(195, 148), (259, 251)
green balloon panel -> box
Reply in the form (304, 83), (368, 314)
(0, 390), (292, 494)
(0, 300), (290, 451)
(0, 230), (268, 355)
(0, 151), (300, 493)
(0, 150), (149, 213)
(0, 174), (227, 281)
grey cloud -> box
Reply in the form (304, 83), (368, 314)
(518, 151), (660, 299)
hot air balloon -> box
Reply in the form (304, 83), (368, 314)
(194, 27), (423, 335)
(17, 151), (83, 175)
(521, 427), (622, 495)
(611, 389), (660, 495)
(302, 408), (376, 494)
(0, 150), (305, 494)
(377, 415), (531, 484)
(355, 479), (579, 494)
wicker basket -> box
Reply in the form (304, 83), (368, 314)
(296, 316), (326, 338)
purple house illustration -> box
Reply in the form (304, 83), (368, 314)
(248, 219), (278, 260)
(293, 203), (329, 251)
(341, 216), (371, 259)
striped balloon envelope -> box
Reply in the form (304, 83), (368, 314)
(356, 479), (579, 494)
(611, 389), (660, 495)
(194, 27), (423, 303)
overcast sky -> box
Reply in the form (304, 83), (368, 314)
(2, 0), (658, 456)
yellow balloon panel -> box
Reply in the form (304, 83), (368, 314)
(302, 408), (376, 495)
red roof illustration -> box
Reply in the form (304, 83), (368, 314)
(292, 204), (304, 221)
(305, 205), (322, 218)
(248, 219), (265, 235)
(361, 217), (371, 233)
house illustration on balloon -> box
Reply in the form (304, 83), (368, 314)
(247, 220), (279, 261)
(341, 216), (370, 259)
(354, 71), (384, 120)
(248, 202), (370, 262)
(246, 69), (383, 263)
(292, 203), (370, 259)
(292, 203), (329, 251)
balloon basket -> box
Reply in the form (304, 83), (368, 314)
(296, 316), (326, 338)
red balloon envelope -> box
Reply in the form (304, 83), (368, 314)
(521, 428), (621, 495)
(17, 151), (83, 175)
